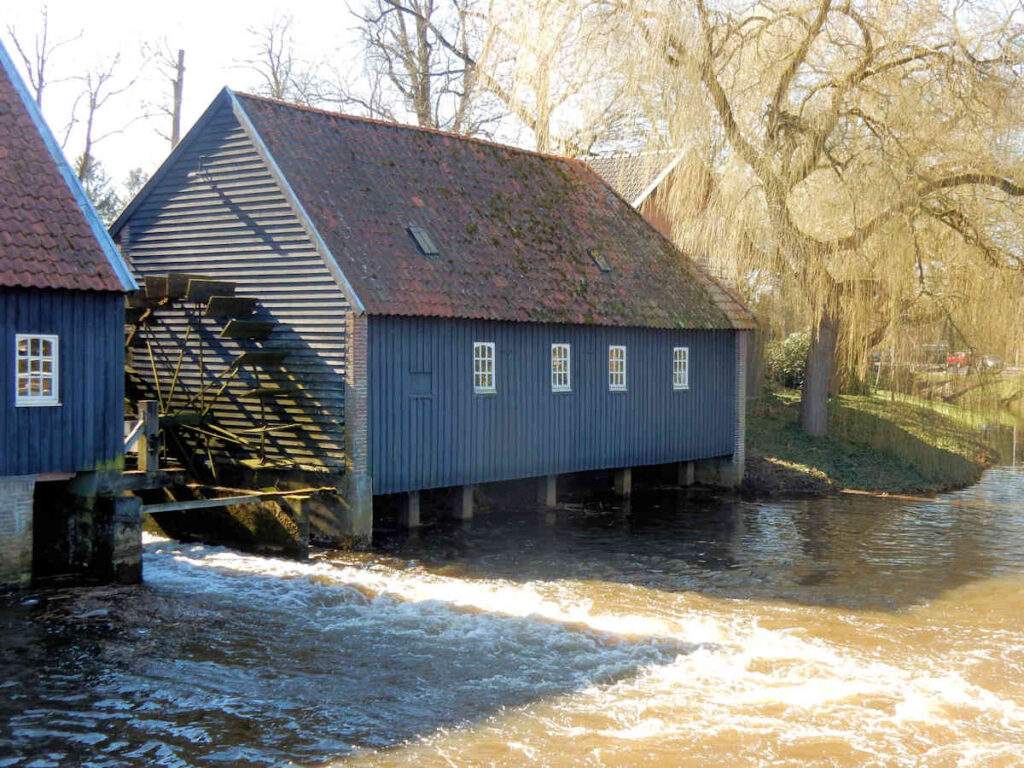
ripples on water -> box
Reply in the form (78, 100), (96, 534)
(1, 469), (1023, 767)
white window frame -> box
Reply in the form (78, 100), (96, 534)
(15, 333), (60, 407)
(551, 343), (571, 392)
(608, 345), (627, 391)
(473, 341), (496, 394)
(673, 346), (690, 390)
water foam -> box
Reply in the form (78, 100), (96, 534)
(141, 536), (1024, 767)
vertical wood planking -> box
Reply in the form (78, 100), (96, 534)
(0, 288), (124, 476)
(367, 316), (737, 494)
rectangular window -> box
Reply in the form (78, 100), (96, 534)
(551, 343), (571, 392)
(15, 333), (59, 406)
(673, 346), (690, 390)
(473, 341), (495, 393)
(608, 345), (626, 391)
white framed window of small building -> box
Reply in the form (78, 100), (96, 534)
(551, 343), (571, 392)
(608, 345), (627, 391)
(15, 333), (59, 407)
(473, 341), (496, 393)
(673, 346), (690, 390)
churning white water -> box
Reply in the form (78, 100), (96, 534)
(2, 470), (1024, 766)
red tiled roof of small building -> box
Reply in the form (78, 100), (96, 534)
(586, 150), (683, 207)
(0, 55), (124, 292)
(236, 93), (755, 330)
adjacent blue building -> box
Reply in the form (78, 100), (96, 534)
(0, 42), (136, 586)
(112, 89), (754, 541)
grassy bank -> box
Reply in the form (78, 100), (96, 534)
(745, 389), (1002, 497)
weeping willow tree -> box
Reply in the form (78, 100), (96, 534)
(516, 0), (1024, 435)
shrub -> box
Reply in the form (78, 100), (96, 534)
(765, 331), (811, 390)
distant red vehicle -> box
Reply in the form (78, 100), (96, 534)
(947, 352), (969, 367)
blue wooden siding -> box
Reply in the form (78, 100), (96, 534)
(0, 288), (124, 476)
(114, 99), (350, 470)
(367, 316), (737, 494)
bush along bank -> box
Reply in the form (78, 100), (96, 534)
(744, 389), (1001, 497)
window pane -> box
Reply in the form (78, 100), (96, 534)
(15, 335), (58, 404)
(473, 342), (494, 391)
(609, 346), (626, 389)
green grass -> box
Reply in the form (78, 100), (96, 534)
(745, 389), (1002, 496)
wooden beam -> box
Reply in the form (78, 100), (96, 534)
(142, 489), (314, 515)
(98, 468), (186, 493)
(137, 400), (160, 473)
(238, 385), (303, 399)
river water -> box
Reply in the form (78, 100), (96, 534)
(2, 469), (1024, 767)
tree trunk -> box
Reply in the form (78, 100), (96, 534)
(171, 49), (184, 147)
(799, 308), (839, 436)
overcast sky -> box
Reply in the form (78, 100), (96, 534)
(4, 0), (363, 186)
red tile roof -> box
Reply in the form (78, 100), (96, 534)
(0, 50), (125, 292)
(586, 150), (684, 206)
(235, 93), (754, 330)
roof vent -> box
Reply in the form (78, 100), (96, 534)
(589, 248), (611, 272)
(408, 224), (440, 258)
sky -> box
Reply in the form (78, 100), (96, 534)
(3, 0), (364, 186)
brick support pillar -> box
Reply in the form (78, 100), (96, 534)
(341, 312), (374, 546)
(0, 476), (34, 587)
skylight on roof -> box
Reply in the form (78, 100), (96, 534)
(589, 248), (611, 273)
(408, 224), (440, 257)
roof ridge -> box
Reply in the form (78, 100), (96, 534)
(233, 91), (582, 167)
(588, 148), (685, 160)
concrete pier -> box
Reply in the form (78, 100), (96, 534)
(538, 475), (558, 507)
(450, 485), (475, 521)
(694, 456), (741, 489)
(614, 468), (632, 497)
(400, 491), (421, 528)
(678, 461), (695, 487)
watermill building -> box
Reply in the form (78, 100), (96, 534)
(111, 89), (754, 543)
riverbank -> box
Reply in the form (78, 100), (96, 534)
(744, 389), (1001, 497)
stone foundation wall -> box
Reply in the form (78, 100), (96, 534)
(0, 476), (35, 587)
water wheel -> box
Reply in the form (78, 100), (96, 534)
(124, 272), (301, 480)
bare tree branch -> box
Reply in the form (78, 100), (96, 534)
(5, 4), (81, 108)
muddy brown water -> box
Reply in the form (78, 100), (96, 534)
(1, 469), (1023, 767)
